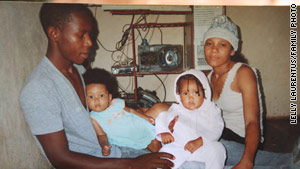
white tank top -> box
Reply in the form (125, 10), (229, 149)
(208, 62), (264, 142)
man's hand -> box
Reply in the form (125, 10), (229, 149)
(161, 133), (174, 144)
(131, 152), (175, 169)
(36, 130), (173, 169)
(184, 137), (203, 153)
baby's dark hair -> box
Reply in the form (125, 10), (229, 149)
(176, 74), (205, 98)
(83, 68), (120, 99)
(39, 3), (94, 36)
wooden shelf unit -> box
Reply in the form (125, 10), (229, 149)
(116, 22), (194, 100)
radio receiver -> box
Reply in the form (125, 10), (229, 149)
(138, 40), (183, 73)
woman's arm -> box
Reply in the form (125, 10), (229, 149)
(234, 66), (260, 169)
(124, 106), (155, 124)
(144, 103), (171, 119)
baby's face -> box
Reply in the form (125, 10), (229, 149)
(179, 79), (204, 110)
(86, 83), (112, 112)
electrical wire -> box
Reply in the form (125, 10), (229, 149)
(143, 15), (160, 43)
(158, 27), (163, 44)
(96, 14), (161, 66)
(115, 15), (135, 51)
(92, 6), (117, 53)
(92, 6), (98, 18)
(97, 39), (116, 53)
(154, 74), (167, 102)
(96, 15), (139, 66)
(90, 11), (167, 100)
(117, 76), (132, 93)
(136, 28), (143, 41)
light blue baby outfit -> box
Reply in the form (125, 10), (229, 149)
(90, 98), (155, 150)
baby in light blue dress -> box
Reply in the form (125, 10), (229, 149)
(83, 68), (161, 156)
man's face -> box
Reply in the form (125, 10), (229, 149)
(86, 83), (112, 112)
(57, 11), (93, 65)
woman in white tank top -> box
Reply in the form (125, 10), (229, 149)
(203, 15), (294, 169)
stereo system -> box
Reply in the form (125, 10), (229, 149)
(111, 37), (188, 75)
(111, 65), (137, 75)
(138, 43), (183, 73)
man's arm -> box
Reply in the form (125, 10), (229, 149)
(37, 130), (174, 169)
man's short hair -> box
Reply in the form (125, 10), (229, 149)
(39, 3), (93, 35)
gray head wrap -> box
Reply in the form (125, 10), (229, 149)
(204, 15), (239, 51)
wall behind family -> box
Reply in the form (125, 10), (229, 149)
(0, 2), (296, 169)
(0, 2), (52, 169)
(92, 5), (296, 117)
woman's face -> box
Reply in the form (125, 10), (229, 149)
(86, 83), (112, 112)
(204, 37), (235, 68)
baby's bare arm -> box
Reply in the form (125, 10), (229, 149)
(161, 133), (174, 144)
(91, 117), (106, 136)
(90, 117), (110, 155)
(184, 137), (203, 153)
